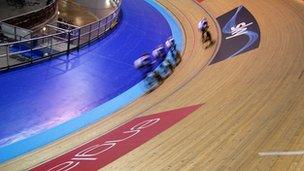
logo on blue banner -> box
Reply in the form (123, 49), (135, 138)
(211, 6), (260, 64)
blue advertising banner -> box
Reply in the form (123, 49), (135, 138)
(211, 6), (260, 64)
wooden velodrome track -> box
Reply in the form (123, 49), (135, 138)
(1, 0), (304, 170)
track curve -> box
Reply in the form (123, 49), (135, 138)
(1, 0), (304, 170)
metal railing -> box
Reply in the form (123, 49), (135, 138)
(0, 0), (122, 71)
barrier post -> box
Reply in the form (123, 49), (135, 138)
(6, 45), (9, 69)
(30, 39), (33, 63)
(98, 20), (101, 38)
(105, 17), (108, 32)
(77, 29), (81, 51)
(88, 25), (92, 44)
(67, 31), (71, 55)
(50, 36), (53, 58)
(14, 26), (17, 40)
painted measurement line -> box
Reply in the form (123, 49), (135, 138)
(259, 150), (304, 156)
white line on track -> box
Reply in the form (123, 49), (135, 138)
(259, 151), (304, 156)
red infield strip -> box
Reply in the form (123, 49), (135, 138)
(196, 0), (204, 2)
(31, 104), (202, 171)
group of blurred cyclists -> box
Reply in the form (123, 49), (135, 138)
(134, 36), (180, 90)
(134, 17), (213, 91)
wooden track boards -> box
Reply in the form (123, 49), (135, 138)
(1, 0), (304, 170)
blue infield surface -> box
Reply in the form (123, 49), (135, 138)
(0, 0), (183, 163)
